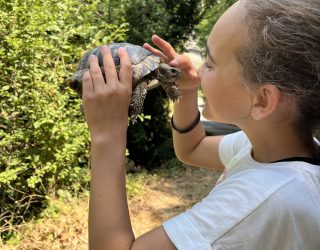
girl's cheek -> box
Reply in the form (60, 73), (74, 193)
(200, 82), (209, 99)
(197, 63), (205, 79)
(200, 74), (212, 90)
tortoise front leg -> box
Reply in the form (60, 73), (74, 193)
(160, 81), (181, 102)
(129, 81), (148, 122)
(146, 79), (160, 90)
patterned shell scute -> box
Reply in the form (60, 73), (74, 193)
(77, 42), (160, 80)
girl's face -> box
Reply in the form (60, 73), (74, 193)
(199, 1), (253, 126)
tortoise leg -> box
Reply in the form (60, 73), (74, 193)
(160, 82), (181, 102)
(129, 81), (148, 122)
(147, 79), (160, 90)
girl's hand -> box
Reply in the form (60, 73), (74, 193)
(82, 45), (132, 141)
(144, 35), (200, 90)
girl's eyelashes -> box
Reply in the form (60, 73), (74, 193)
(204, 61), (214, 70)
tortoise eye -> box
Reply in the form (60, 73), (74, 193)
(170, 68), (180, 76)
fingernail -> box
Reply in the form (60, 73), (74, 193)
(101, 45), (110, 53)
(89, 55), (96, 61)
(118, 47), (126, 53)
(169, 60), (177, 66)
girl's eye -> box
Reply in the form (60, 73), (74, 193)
(204, 61), (213, 70)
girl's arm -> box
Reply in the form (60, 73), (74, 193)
(83, 45), (176, 250)
(172, 88), (225, 171)
(144, 35), (225, 172)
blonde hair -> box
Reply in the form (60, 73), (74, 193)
(237, 0), (320, 133)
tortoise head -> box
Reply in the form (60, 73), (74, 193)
(156, 63), (181, 82)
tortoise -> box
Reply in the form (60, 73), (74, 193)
(66, 42), (181, 122)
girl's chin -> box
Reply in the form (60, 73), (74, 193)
(202, 105), (224, 123)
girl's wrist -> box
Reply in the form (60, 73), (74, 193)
(90, 130), (127, 146)
(89, 120), (128, 140)
(174, 88), (198, 106)
(174, 88), (198, 112)
(177, 88), (198, 98)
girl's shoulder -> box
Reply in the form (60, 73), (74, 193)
(219, 131), (250, 165)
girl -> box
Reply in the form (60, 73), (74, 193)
(82, 0), (320, 249)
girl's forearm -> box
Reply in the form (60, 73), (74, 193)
(89, 135), (135, 250)
(173, 88), (199, 128)
(172, 89), (206, 163)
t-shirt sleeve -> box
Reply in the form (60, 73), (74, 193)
(218, 131), (249, 167)
(162, 167), (296, 250)
(163, 212), (213, 250)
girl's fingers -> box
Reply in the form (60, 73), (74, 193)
(82, 70), (93, 99)
(89, 55), (105, 92)
(151, 35), (177, 61)
(118, 47), (132, 91)
(101, 45), (118, 87)
(143, 43), (168, 61)
(170, 54), (193, 69)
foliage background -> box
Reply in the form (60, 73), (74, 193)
(0, 0), (234, 241)
(0, 0), (128, 240)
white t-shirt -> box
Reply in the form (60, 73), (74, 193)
(163, 131), (320, 250)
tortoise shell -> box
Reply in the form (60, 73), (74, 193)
(66, 42), (181, 122)
(68, 43), (163, 91)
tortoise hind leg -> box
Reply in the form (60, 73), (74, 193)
(129, 81), (148, 123)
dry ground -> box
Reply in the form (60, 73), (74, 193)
(1, 165), (220, 250)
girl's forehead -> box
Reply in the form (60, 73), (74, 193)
(207, 1), (248, 51)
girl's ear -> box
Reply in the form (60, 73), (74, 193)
(250, 84), (281, 120)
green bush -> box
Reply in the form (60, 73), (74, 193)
(0, 0), (127, 240)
